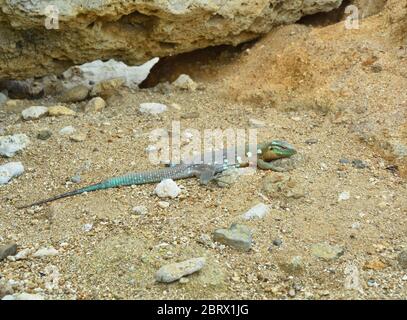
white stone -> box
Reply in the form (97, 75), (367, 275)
(158, 201), (170, 209)
(2, 293), (44, 300)
(82, 223), (93, 232)
(154, 179), (181, 198)
(132, 206), (148, 215)
(0, 134), (30, 157)
(172, 74), (197, 91)
(33, 247), (59, 258)
(145, 145), (158, 153)
(62, 58), (159, 89)
(13, 248), (33, 261)
(44, 265), (60, 291)
(139, 103), (168, 115)
(242, 203), (271, 220)
(155, 257), (206, 283)
(249, 118), (266, 128)
(21, 106), (48, 120)
(338, 191), (350, 201)
(0, 162), (24, 185)
(59, 126), (76, 135)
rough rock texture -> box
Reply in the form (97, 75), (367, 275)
(0, 0), (343, 79)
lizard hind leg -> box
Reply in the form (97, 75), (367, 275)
(192, 165), (218, 185)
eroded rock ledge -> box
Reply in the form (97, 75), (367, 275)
(0, 0), (343, 79)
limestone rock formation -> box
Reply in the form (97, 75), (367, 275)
(0, 0), (343, 79)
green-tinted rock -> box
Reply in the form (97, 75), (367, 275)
(213, 224), (252, 252)
(311, 243), (344, 261)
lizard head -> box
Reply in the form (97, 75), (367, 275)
(258, 140), (297, 161)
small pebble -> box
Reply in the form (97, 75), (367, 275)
(139, 103), (167, 115)
(242, 203), (270, 220)
(132, 206), (148, 215)
(2, 293), (44, 300)
(397, 250), (407, 269)
(0, 162), (24, 185)
(213, 224), (252, 252)
(155, 257), (205, 283)
(48, 105), (76, 116)
(352, 160), (367, 169)
(60, 85), (89, 102)
(338, 191), (350, 201)
(33, 247), (59, 258)
(0, 243), (17, 261)
(249, 118), (266, 128)
(273, 239), (283, 246)
(172, 74), (197, 91)
(59, 126), (76, 135)
(21, 106), (48, 120)
(70, 175), (81, 183)
(154, 179), (181, 198)
(84, 97), (106, 112)
(311, 243), (344, 261)
(83, 223), (93, 232)
(37, 129), (52, 140)
(158, 201), (170, 209)
(70, 133), (86, 142)
(305, 138), (318, 145)
(339, 159), (350, 164)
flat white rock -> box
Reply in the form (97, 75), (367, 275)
(154, 179), (181, 198)
(0, 134), (30, 157)
(139, 103), (168, 115)
(338, 191), (350, 201)
(59, 126), (76, 135)
(242, 203), (271, 220)
(33, 247), (59, 258)
(132, 205), (148, 215)
(21, 106), (48, 120)
(2, 293), (44, 300)
(155, 257), (206, 283)
(62, 58), (159, 89)
(0, 161), (24, 185)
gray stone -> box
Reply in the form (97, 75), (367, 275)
(155, 257), (206, 283)
(279, 256), (304, 274)
(0, 243), (17, 261)
(70, 175), (81, 184)
(213, 224), (252, 251)
(264, 153), (303, 172)
(273, 239), (283, 246)
(352, 160), (368, 169)
(216, 168), (242, 188)
(37, 129), (52, 140)
(0, 92), (8, 106)
(305, 138), (318, 145)
(311, 243), (344, 261)
(397, 250), (407, 269)
(59, 85), (89, 103)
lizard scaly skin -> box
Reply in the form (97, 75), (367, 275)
(17, 140), (296, 209)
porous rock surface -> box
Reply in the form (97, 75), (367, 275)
(0, 0), (343, 79)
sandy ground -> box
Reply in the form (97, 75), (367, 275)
(1, 1), (407, 300)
